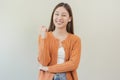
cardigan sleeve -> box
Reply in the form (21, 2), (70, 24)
(37, 32), (51, 66)
(48, 37), (81, 73)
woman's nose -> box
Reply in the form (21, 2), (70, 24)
(57, 15), (62, 19)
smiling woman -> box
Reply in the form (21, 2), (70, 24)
(37, 2), (81, 80)
(52, 6), (71, 30)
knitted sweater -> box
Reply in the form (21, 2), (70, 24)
(38, 31), (81, 80)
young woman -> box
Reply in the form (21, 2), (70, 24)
(38, 2), (81, 80)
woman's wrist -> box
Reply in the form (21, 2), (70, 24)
(39, 64), (48, 71)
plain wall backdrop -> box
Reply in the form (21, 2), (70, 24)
(0, 0), (120, 80)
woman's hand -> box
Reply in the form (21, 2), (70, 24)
(40, 26), (47, 39)
(39, 64), (48, 71)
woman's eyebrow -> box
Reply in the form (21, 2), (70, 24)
(55, 11), (67, 14)
(55, 11), (59, 13)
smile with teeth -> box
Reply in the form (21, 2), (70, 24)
(55, 20), (64, 25)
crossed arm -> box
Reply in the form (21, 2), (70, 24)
(38, 36), (81, 73)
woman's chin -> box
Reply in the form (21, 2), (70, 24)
(55, 24), (65, 28)
(55, 26), (65, 29)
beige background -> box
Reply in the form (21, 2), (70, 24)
(0, 0), (120, 80)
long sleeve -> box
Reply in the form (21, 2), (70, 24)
(48, 37), (81, 73)
(37, 32), (51, 66)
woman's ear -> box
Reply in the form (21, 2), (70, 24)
(68, 17), (72, 22)
(68, 19), (71, 22)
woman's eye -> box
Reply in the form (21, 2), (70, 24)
(55, 13), (59, 16)
(62, 15), (66, 17)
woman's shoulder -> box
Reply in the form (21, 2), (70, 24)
(69, 33), (81, 41)
(68, 33), (81, 45)
(43, 31), (54, 39)
(46, 31), (52, 37)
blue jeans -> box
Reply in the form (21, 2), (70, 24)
(53, 73), (66, 80)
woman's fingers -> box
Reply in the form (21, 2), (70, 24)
(39, 26), (47, 38)
(40, 26), (47, 32)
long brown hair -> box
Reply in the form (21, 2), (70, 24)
(48, 2), (74, 34)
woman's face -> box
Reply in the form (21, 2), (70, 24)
(53, 6), (71, 29)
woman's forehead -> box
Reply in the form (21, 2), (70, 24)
(55, 7), (68, 13)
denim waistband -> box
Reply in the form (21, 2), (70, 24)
(53, 73), (66, 80)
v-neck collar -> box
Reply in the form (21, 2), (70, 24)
(49, 31), (71, 43)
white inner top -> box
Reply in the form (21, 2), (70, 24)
(57, 47), (65, 64)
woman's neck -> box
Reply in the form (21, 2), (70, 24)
(53, 28), (68, 36)
(52, 28), (69, 41)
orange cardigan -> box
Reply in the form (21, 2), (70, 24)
(38, 31), (81, 80)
